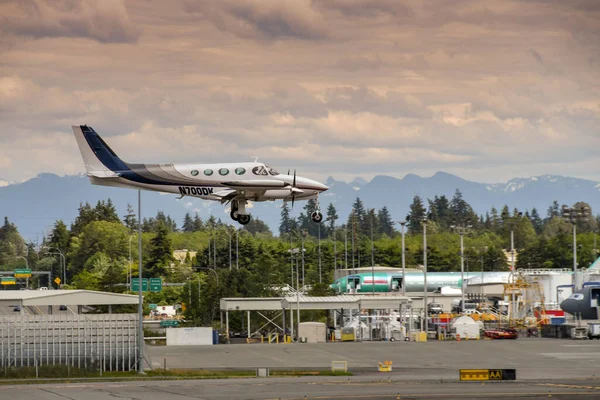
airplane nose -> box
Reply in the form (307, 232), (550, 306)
(312, 180), (329, 191)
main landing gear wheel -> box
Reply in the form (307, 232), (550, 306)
(238, 214), (251, 225)
(311, 211), (323, 223)
(230, 209), (239, 221)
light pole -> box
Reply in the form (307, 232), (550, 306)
(451, 220), (472, 314)
(344, 224), (348, 271)
(128, 235), (135, 289)
(220, 227), (233, 270)
(301, 229), (306, 287)
(397, 216), (410, 296)
(422, 215), (428, 334)
(43, 246), (65, 286)
(136, 190), (144, 374)
(561, 205), (591, 290)
(318, 223), (322, 284)
(236, 228), (239, 270)
(370, 209), (375, 296)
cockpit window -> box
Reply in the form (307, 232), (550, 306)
(569, 293), (584, 300)
(265, 165), (279, 176)
(252, 166), (268, 176)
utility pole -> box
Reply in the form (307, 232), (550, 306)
(344, 225), (348, 271)
(371, 209), (375, 296)
(422, 215), (428, 334)
(397, 216), (410, 296)
(351, 211), (355, 275)
(301, 230), (306, 287)
(137, 190), (144, 374)
(318, 223), (322, 284)
(451, 220), (472, 314)
(333, 226), (337, 279)
(236, 229), (239, 270)
(561, 205), (591, 290)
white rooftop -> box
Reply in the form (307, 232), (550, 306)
(0, 290), (139, 306)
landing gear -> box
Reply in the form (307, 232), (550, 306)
(311, 211), (323, 223)
(231, 200), (251, 225)
(238, 214), (251, 225)
(311, 197), (323, 223)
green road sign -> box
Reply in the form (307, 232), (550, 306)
(160, 320), (179, 328)
(1, 277), (16, 285)
(149, 278), (162, 292)
(14, 269), (32, 278)
(149, 304), (157, 310)
(131, 278), (148, 292)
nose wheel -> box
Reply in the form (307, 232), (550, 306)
(311, 196), (323, 223)
(311, 211), (323, 223)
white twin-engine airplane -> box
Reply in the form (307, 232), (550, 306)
(72, 125), (328, 225)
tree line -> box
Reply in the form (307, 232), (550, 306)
(0, 191), (598, 330)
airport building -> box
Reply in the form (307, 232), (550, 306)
(0, 290), (140, 371)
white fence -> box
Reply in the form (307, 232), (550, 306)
(0, 313), (139, 371)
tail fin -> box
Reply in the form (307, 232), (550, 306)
(71, 125), (128, 177)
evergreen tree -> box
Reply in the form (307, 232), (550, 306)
(546, 200), (560, 220)
(182, 213), (195, 233)
(450, 189), (475, 224)
(408, 196), (426, 234)
(123, 204), (137, 232)
(325, 203), (339, 237)
(244, 217), (272, 236)
(48, 220), (70, 254)
(95, 199), (121, 224)
(530, 208), (543, 234)
(71, 202), (96, 235)
(279, 203), (293, 236)
(193, 213), (204, 231)
(349, 198), (367, 235)
(146, 222), (175, 277)
(377, 206), (394, 237)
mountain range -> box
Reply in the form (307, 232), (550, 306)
(1, 172), (599, 243)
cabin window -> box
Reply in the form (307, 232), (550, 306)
(204, 169), (213, 176)
(252, 166), (268, 176)
(235, 167), (246, 175)
(191, 170), (199, 176)
(219, 168), (229, 176)
(266, 165), (279, 176)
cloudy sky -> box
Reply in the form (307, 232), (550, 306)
(1, 0), (599, 184)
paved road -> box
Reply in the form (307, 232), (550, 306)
(5, 377), (600, 400)
(147, 338), (600, 381)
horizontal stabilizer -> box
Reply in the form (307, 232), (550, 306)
(87, 170), (121, 178)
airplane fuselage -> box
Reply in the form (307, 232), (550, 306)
(89, 161), (323, 202)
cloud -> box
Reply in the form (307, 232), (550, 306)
(184, 0), (328, 40)
(2, 0), (139, 43)
(0, 0), (599, 185)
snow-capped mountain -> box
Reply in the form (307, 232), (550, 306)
(1, 172), (599, 242)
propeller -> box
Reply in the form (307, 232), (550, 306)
(287, 169), (304, 209)
(292, 169), (296, 208)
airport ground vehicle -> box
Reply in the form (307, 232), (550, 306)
(428, 302), (443, 314)
(484, 328), (518, 339)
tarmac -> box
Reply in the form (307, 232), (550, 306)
(6, 377), (600, 399)
(146, 338), (600, 381)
